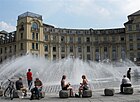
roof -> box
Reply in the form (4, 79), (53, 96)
(43, 23), (54, 28)
(128, 10), (140, 17)
(0, 30), (8, 34)
(18, 11), (42, 20)
(124, 20), (133, 25)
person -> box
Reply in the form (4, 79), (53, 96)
(15, 77), (27, 96)
(27, 69), (33, 90)
(127, 68), (131, 80)
(79, 75), (89, 97)
(61, 75), (73, 97)
(31, 78), (43, 99)
(120, 75), (132, 93)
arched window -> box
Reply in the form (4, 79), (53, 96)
(31, 22), (38, 30)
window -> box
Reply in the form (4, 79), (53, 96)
(36, 33), (38, 40)
(129, 43), (133, 50)
(20, 43), (23, 50)
(130, 52), (134, 61)
(35, 54), (38, 57)
(137, 52), (140, 59)
(121, 46), (125, 51)
(53, 55), (56, 60)
(0, 48), (2, 54)
(112, 46), (116, 51)
(53, 47), (56, 52)
(86, 37), (90, 42)
(61, 36), (65, 42)
(44, 54), (48, 59)
(36, 43), (38, 50)
(95, 48), (99, 52)
(129, 35), (133, 41)
(95, 36), (98, 41)
(137, 43), (140, 50)
(95, 52), (99, 61)
(32, 43), (34, 49)
(136, 24), (139, 30)
(87, 54), (91, 60)
(32, 32), (35, 40)
(5, 47), (7, 53)
(70, 37), (73, 43)
(9, 46), (12, 53)
(137, 34), (140, 40)
(14, 45), (16, 52)
(78, 37), (81, 43)
(61, 54), (65, 59)
(44, 45), (48, 52)
(112, 36), (116, 42)
(78, 46), (82, 52)
(31, 22), (38, 30)
(104, 47), (107, 52)
(128, 25), (132, 31)
(87, 46), (90, 52)
(103, 36), (107, 41)
(19, 24), (24, 31)
(53, 36), (56, 41)
(5, 56), (7, 60)
(44, 35), (48, 41)
(112, 51), (117, 61)
(21, 33), (23, 39)
(0, 58), (2, 63)
(61, 46), (65, 52)
(120, 36), (125, 41)
(70, 46), (73, 52)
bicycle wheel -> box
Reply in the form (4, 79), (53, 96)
(10, 89), (14, 100)
(4, 87), (10, 97)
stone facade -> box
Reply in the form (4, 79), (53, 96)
(0, 10), (140, 64)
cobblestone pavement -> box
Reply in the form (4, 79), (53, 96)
(0, 87), (140, 102)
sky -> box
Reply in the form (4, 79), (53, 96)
(0, 0), (140, 32)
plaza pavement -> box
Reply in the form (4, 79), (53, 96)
(1, 86), (140, 102)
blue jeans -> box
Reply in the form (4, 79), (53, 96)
(28, 80), (32, 90)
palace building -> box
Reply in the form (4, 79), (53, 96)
(0, 10), (140, 64)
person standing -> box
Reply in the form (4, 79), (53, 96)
(27, 69), (33, 90)
(127, 68), (131, 80)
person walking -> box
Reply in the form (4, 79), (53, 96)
(127, 68), (131, 80)
(27, 69), (33, 90)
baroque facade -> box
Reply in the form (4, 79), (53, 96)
(0, 10), (140, 64)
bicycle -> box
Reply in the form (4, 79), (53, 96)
(4, 79), (16, 100)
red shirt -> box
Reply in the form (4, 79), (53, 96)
(27, 72), (32, 81)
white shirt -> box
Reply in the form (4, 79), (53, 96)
(122, 77), (131, 84)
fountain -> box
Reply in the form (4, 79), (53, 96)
(0, 54), (140, 93)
